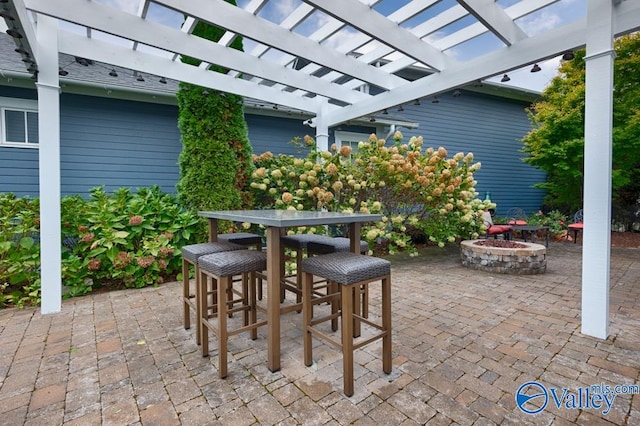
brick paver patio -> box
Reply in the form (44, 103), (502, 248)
(1, 242), (638, 425)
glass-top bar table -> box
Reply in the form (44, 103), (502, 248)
(198, 209), (382, 372)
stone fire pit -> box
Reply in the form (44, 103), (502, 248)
(460, 239), (546, 274)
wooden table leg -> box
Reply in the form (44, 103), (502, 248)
(348, 223), (361, 254)
(266, 226), (281, 372)
(208, 218), (218, 242)
(348, 223), (362, 337)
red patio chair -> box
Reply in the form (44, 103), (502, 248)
(482, 211), (512, 240)
(566, 209), (583, 244)
(506, 207), (528, 225)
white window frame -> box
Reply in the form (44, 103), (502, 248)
(0, 97), (39, 148)
(334, 131), (369, 154)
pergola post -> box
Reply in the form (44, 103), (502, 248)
(581, 0), (615, 339)
(36, 16), (62, 314)
(314, 102), (330, 152)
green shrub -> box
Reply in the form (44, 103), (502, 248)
(250, 132), (491, 255)
(176, 8), (254, 213)
(66, 186), (201, 293)
(0, 186), (202, 308)
(526, 210), (568, 236)
(0, 193), (41, 307)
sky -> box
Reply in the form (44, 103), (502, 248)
(3, 0), (587, 93)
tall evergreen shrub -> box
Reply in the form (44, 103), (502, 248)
(176, 3), (253, 211)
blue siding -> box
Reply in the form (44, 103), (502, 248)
(0, 88), (182, 197)
(0, 89), (40, 195)
(0, 146), (39, 195)
(244, 114), (311, 156)
(397, 89), (545, 216)
(59, 94), (181, 196)
(0, 86), (545, 215)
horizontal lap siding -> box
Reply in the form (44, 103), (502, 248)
(0, 88), (182, 197)
(60, 94), (181, 196)
(0, 147), (39, 195)
(1, 87), (545, 215)
(398, 90), (545, 216)
(0, 88), (39, 196)
(245, 114), (310, 156)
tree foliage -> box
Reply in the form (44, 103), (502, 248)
(522, 33), (640, 213)
(176, 1), (254, 213)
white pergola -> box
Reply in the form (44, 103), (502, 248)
(2, 0), (638, 339)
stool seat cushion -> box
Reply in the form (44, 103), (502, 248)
(199, 250), (267, 277)
(307, 237), (369, 255)
(302, 252), (390, 285)
(281, 234), (334, 249)
(182, 242), (246, 263)
(218, 232), (262, 246)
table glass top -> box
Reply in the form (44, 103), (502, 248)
(198, 209), (382, 227)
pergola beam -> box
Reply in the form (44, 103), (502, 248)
(151, 0), (405, 90)
(457, 0), (528, 46)
(217, 0), (269, 48)
(247, 0), (381, 88)
(434, 0), (559, 51)
(324, 0), (640, 126)
(5, 0), (38, 62)
(323, 18), (588, 126)
(58, 31), (322, 113)
(302, 0), (453, 71)
(26, 0), (369, 105)
(289, 0), (439, 96)
(131, 0), (150, 51)
(366, 0), (557, 86)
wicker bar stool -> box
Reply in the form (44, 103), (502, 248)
(198, 250), (268, 378)
(307, 237), (370, 320)
(218, 232), (262, 247)
(306, 237), (369, 255)
(181, 242), (247, 345)
(218, 232), (264, 299)
(280, 234), (335, 305)
(301, 252), (392, 397)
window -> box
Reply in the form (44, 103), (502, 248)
(1, 97), (39, 148)
(334, 131), (369, 155)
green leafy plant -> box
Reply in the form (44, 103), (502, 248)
(1, 186), (202, 308)
(526, 210), (568, 237)
(0, 193), (41, 307)
(70, 186), (201, 291)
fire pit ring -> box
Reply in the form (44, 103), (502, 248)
(460, 239), (546, 274)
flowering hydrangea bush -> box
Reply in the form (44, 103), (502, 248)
(250, 132), (492, 255)
(0, 186), (203, 307)
(64, 186), (201, 293)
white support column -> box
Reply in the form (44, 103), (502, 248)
(36, 16), (62, 314)
(581, 0), (615, 339)
(314, 102), (330, 152)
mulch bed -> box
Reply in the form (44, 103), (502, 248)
(610, 231), (640, 248)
